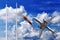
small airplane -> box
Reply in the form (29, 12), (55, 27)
(33, 16), (56, 38)
(22, 14), (34, 30)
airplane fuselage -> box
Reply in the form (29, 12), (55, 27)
(40, 21), (48, 29)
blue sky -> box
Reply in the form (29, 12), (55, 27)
(0, 0), (60, 13)
(0, 0), (60, 40)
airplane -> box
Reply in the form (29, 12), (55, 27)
(22, 14), (34, 30)
(33, 16), (56, 38)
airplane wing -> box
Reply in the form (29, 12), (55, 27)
(46, 16), (56, 22)
(46, 26), (56, 34)
(33, 17), (42, 24)
(39, 29), (43, 38)
(22, 14), (34, 30)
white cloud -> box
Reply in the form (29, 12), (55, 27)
(0, 5), (60, 40)
(0, 5), (37, 40)
(39, 31), (60, 40)
(17, 21), (38, 38)
(35, 11), (60, 25)
(40, 31), (52, 40)
(0, 5), (27, 40)
(36, 12), (49, 23)
(55, 32), (60, 40)
(51, 11), (60, 23)
(0, 38), (6, 40)
(0, 5), (27, 23)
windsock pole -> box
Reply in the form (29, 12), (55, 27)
(16, 2), (18, 40)
(6, 3), (8, 40)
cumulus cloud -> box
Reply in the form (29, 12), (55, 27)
(51, 11), (60, 23)
(35, 11), (60, 23)
(13, 11), (60, 40)
(17, 21), (38, 38)
(0, 5), (27, 23)
(55, 32), (60, 40)
(39, 31), (60, 40)
(0, 5), (60, 40)
(0, 5), (27, 40)
(0, 5), (38, 40)
(35, 12), (49, 23)
(0, 38), (6, 40)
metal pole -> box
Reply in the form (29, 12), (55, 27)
(16, 3), (18, 40)
(6, 3), (8, 40)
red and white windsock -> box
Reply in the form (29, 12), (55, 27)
(22, 14), (34, 30)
